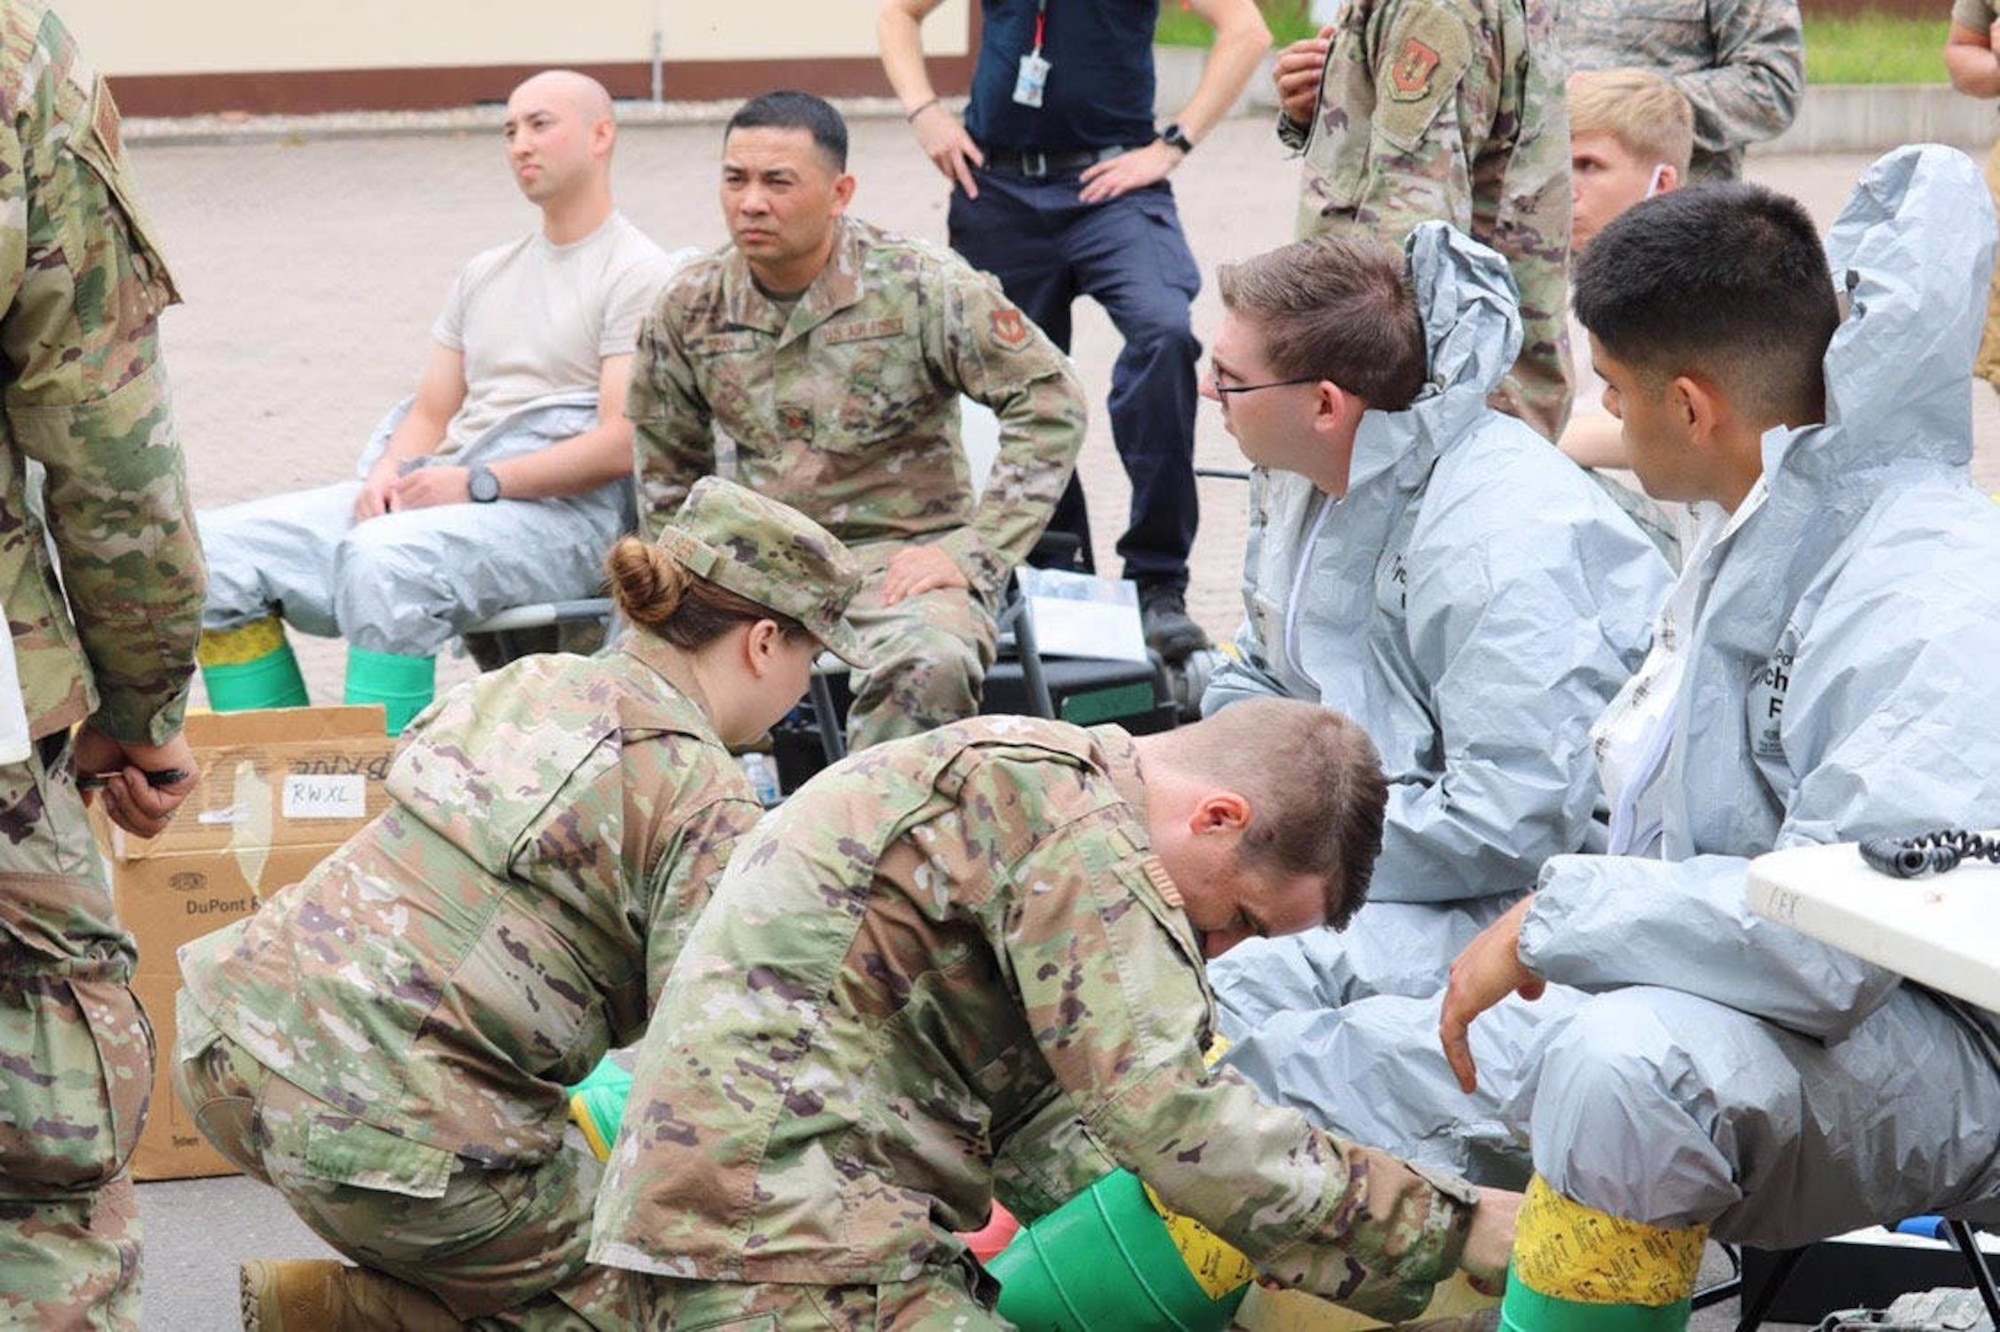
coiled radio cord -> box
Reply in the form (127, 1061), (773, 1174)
(1857, 828), (2000, 879)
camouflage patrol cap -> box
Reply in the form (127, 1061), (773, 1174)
(658, 476), (873, 668)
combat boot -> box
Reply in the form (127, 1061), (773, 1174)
(239, 1259), (461, 1331)
(1138, 582), (1211, 665)
(1402, 1312), (1502, 1330)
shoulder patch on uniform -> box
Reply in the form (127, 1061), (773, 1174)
(1371, 10), (1475, 154)
(988, 308), (1033, 352)
(1389, 36), (1442, 100)
(822, 316), (908, 345)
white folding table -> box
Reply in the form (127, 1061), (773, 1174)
(1746, 837), (2000, 1014)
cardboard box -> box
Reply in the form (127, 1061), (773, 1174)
(95, 706), (397, 1180)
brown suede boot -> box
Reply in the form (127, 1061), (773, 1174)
(1401, 1312), (1502, 1331)
(238, 1259), (461, 1331)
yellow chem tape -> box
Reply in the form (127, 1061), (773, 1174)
(571, 1092), (616, 1163)
(197, 616), (289, 667)
(1512, 1175), (1707, 1307)
(1142, 1180), (1258, 1300)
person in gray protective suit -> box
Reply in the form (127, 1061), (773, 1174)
(1196, 224), (1669, 1026)
(194, 71), (686, 734)
(1276, 147), (2000, 1332)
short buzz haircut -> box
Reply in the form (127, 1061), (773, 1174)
(1569, 68), (1694, 177)
(1217, 236), (1428, 411)
(1149, 699), (1389, 930)
(1574, 182), (1838, 425)
(726, 90), (848, 171)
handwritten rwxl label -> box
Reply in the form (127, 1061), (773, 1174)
(281, 774), (366, 820)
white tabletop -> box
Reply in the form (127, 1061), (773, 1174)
(1746, 839), (2000, 1013)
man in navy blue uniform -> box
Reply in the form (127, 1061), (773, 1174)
(880, 0), (1271, 663)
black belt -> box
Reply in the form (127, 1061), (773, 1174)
(977, 144), (1142, 179)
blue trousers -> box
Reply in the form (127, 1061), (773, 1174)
(950, 170), (1201, 587)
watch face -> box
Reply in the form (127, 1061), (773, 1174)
(470, 468), (500, 503)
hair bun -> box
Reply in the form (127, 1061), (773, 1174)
(607, 536), (691, 630)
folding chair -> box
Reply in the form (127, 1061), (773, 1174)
(460, 598), (612, 670)
(463, 399), (1176, 778)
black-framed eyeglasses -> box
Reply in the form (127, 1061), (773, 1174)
(1209, 366), (1319, 407)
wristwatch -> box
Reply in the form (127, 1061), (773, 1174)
(1159, 122), (1196, 155)
(468, 464), (502, 504)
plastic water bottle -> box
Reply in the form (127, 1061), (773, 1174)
(740, 753), (782, 807)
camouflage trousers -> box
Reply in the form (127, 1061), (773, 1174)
(639, 1259), (1008, 1332)
(842, 554), (998, 753)
(173, 1000), (639, 1331)
(0, 733), (152, 1332)
(1979, 137), (2000, 392)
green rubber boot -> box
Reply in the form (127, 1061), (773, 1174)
(198, 619), (309, 712)
(989, 1170), (1250, 1332)
(568, 1057), (633, 1162)
(343, 646), (435, 736)
(1499, 1269), (1691, 1331)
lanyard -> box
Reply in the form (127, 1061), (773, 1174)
(1033, 0), (1047, 54)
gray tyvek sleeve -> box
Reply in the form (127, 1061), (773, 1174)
(1523, 569), (2000, 1043)
(1370, 513), (1660, 905)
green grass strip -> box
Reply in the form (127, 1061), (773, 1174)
(1154, 4), (1956, 86)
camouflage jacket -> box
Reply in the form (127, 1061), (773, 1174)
(590, 718), (1478, 1323)
(629, 216), (1085, 602)
(1284, 0), (1571, 442)
(0, 1), (202, 749)
(179, 636), (764, 1168)
(1561, 0), (1804, 182)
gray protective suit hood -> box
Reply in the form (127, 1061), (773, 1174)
(1345, 221), (1524, 496)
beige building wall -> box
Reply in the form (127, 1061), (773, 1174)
(56, 0), (967, 77)
(669, 2), (970, 61)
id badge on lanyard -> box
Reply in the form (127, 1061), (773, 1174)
(1013, 0), (1051, 107)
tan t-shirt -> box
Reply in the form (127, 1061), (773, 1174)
(432, 211), (675, 455)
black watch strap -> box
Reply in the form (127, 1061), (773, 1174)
(1160, 122), (1195, 154)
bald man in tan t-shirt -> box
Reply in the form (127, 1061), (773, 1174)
(196, 71), (687, 732)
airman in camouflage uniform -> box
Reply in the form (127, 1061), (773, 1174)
(591, 706), (1517, 1329)
(0, 3), (206, 1326)
(1561, 0), (1805, 183)
(634, 92), (1085, 751)
(1282, 0), (1572, 441)
(174, 479), (869, 1330)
